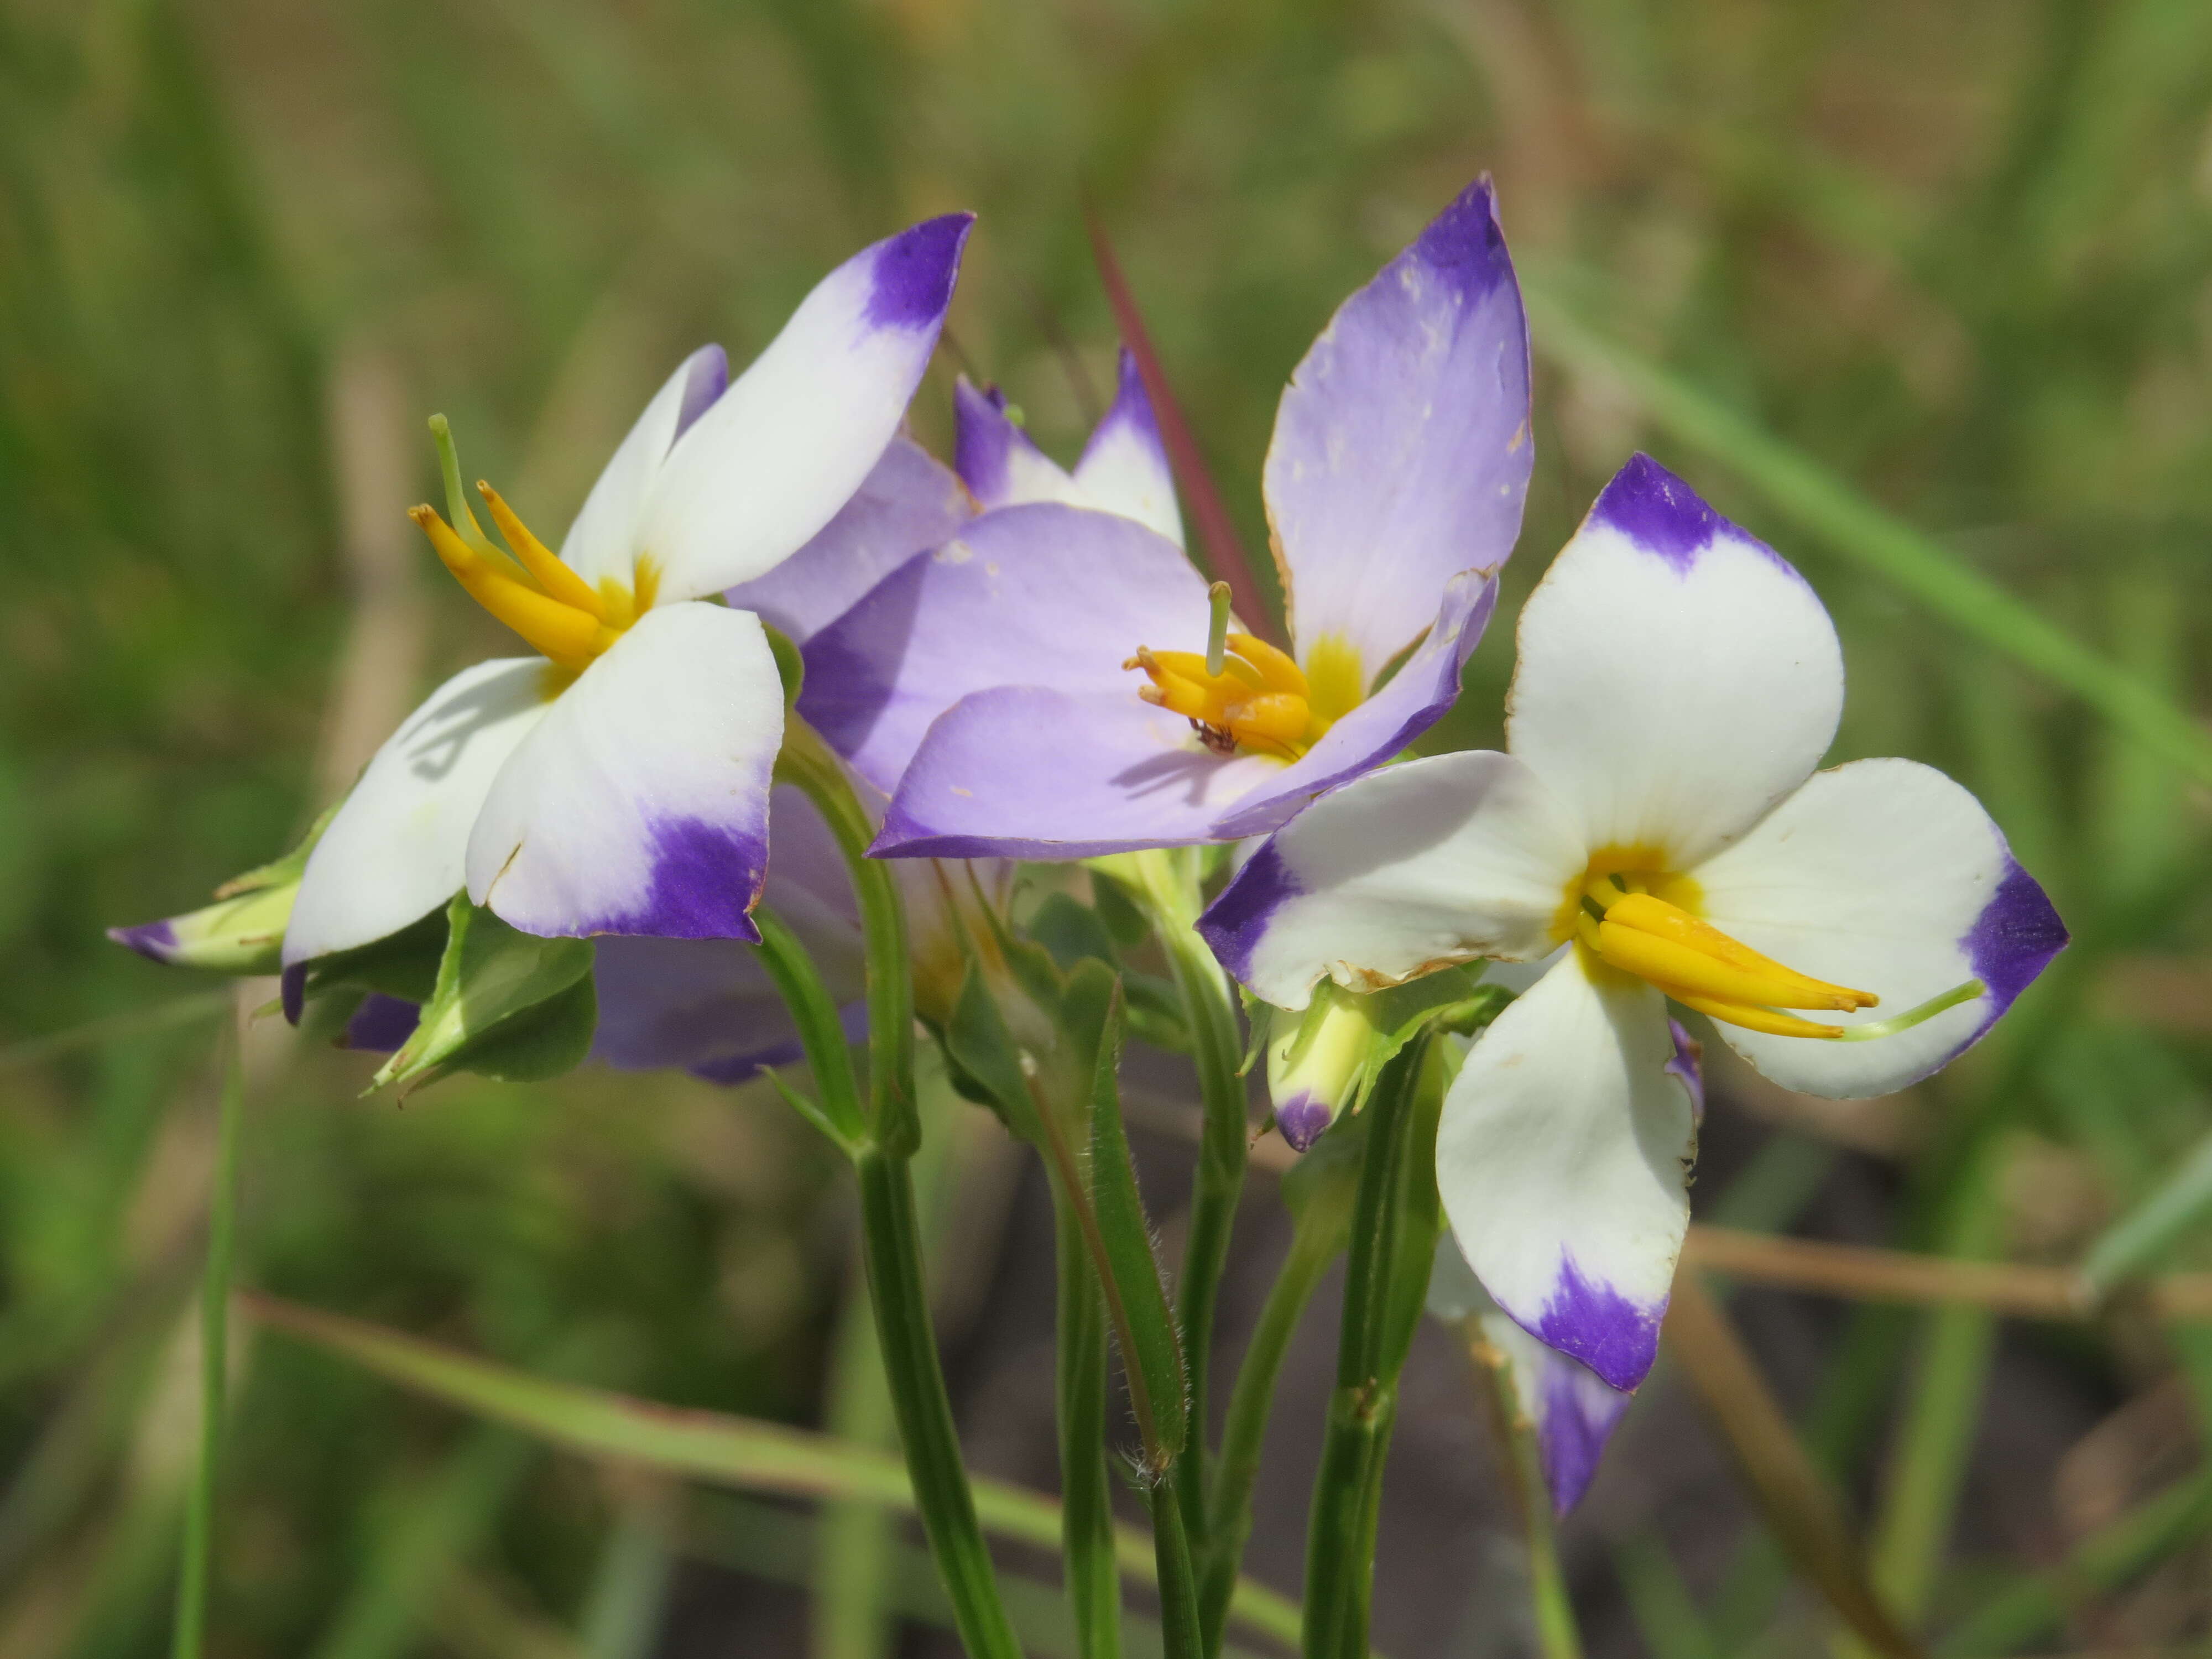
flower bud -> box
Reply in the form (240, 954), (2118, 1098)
(1265, 982), (1381, 1151)
(107, 880), (296, 975)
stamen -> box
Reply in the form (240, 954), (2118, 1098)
(476, 481), (604, 619)
(1226, 632), (1308, 700)
(428, 415), (495, 556)
(1663, 989), (1844, 1040)
(1835, 979), (1984, 1041)
(1206, 581), (1232, 678)
(410, 505), (614, 672)
(1599, 892), (1877, 1011)
(1592, 916), (1875, 1013)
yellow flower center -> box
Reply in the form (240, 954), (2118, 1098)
(1123, 629), (1364, 764)
(409, 481), (657, 676)
(1564, 857), (1879, 1040)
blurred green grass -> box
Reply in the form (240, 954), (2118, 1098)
(4, 0), (2212, 1652)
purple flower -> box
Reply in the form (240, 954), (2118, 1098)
(798, 178), (1532, 859)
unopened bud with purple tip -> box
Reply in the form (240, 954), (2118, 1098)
(1265, 982), (1382, 1151)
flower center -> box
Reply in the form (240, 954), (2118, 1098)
(1122, 585), (1357, 763)
(408, 416), (656, 676)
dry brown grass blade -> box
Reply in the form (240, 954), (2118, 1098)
(1662, 1270), (1923, 1659)
(1083, 207), (1284, 647)
(1682, 1226), (2212, 1321)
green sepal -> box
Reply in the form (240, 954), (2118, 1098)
(215, 800), (341, 899)
(943, 961), (1047, 1145)
(1025, 890), (1121, 976)
(1121, 972), (1190, 1052)
(369, 895), (596, 1093)
(763, 622), (805, 711)
(1088, 870), (1152, 953)
(296, 907), (450, 1009)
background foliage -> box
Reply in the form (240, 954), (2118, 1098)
(4, 0), (2212, 1653)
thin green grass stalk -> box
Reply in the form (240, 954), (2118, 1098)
(309, 1430), (538, 1659)
(169, 1018), (243, 1659)
(774, 719), (1019, 1659)
(1862, 1151), (2007, 1631)
(1613, 1535), (1720, 1659)
(1198, 1226), (1335, 1649)
(1110, 849), (1249, 1563)
(1469, 1339), (1581, 1659)
(1148, 1480), (1204, 1659)
(812, 1291), (899, 1659)
(580, 1494), (676, 1659)
(1051, 1178), (1122, 1659)
(0, 993), (231, 1075)
(1301, 1037), (1435, 1659)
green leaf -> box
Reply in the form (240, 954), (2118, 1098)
(371, 896), (596, 1092)
(943, 961), (1046, 1144)
(1067, 962), (1188, 1474)
(1025, 891), (1120, 977)
(241, 1293), (1305, 1653)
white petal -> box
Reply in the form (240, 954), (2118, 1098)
(1070, 348), (1183, 547)
(1688, 757), (2067, 1097)
(559, 346), (728, 587)
(466, 603), (785, 940)
(1508, 455), (1842, 868)
(284, 659), (555, 964)
(1196, 750), (1587, 1011)
(638, 216), (972, 599)
(1437, 950), (1694, 1392)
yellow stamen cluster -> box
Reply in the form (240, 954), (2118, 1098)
(1124, 632), (1327, 761)
(410, 482), (654, 675)
(1575, 876), (1879, 1040)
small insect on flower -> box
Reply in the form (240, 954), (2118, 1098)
(1200, 453), (2068, 1393)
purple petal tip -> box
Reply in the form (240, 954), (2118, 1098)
(1274, 1093), (1334, 1152)
(1537, 1358), (1633, 1515)
(281, 961), (309, 1026)
(582, 818), (768, 943)
(1963, 856), (2068, 1010)
(108, 920), (178, 963)
(865, 212), (975, 330)
(1531, 1254), (1664, 1393)
(952, 377), (1027, 502)
(1411, 175), (1513, 303)
(1196, 840), (1304, 987)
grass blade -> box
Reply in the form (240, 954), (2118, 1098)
(241, 1292), (1307, 1651)
(169, 1014), (243, 1659)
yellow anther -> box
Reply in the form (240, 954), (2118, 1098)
(1225, 632), (1309, 699)
(1145, 649), (1266, 695)
(1592, 916), (1872, 1013)
(476, 481), (604, 619)
(1225, 692), (1309, 752)
(1663, 989), (1844, 1040)
(1601, 892), (1878, 1011)
(410, 505), (616, 673)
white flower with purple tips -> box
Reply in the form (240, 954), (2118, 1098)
(1200, 453), (2068, 1392)
(797, 177), (1533, 858)
(277, 216), (972, 1011)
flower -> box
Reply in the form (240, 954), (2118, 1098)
(278, 215), (972, 1015)
(1198, 454), (2069, 1391)
(797, 176), (1533, 858)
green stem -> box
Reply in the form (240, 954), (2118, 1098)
(753, 906), (867, 1151)
(1198, 1228), (1336, 1649)
(1136, 854), (1249, 1559)
(1148, 1479), (1206, 1659)
(854, 1149), (1020, 1659)
(777, 718), (917, 1152)
(1302, 1039), (1433, 1659)
(172, 1017), (243, 1659)
(1470, 1334), (1583, 1659)
(1052, 1178), (1123, 1659)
